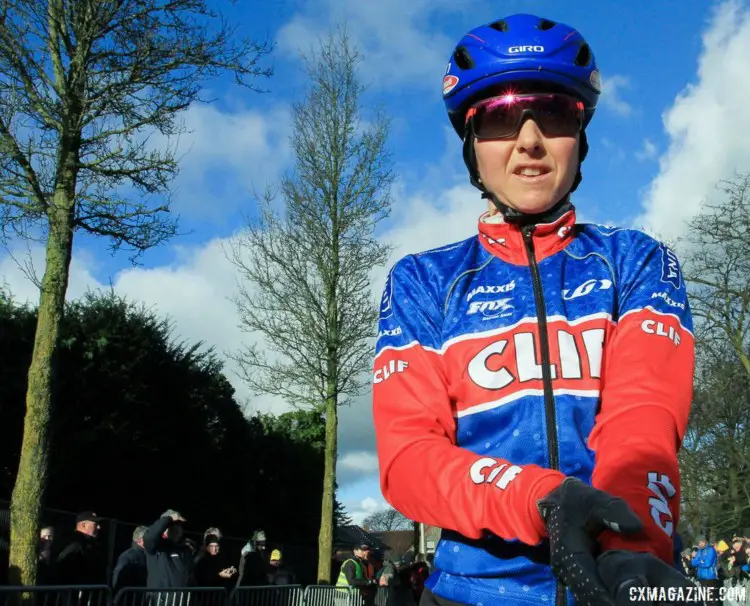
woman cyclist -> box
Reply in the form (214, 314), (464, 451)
(373, 13), (697, 606)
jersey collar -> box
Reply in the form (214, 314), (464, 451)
(477, 206), (577, 265)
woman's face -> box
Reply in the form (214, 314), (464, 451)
(474, 111), (580, 215)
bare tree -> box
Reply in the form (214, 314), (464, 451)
(0, 0), (271, 585)
(226, 26), (393, 583)
(679, 174), (750, 373)
(362, 508), (412, 532)
(677, 173), (750, 538)
(679, 346), (750, 538)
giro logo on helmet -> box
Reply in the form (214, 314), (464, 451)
(508, 45), (544, 54)
(443, 75), (459, 95)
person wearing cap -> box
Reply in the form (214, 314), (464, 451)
(236, 529), (270, 587)
(266, 549), (296, 586)
(112, 525), (148, 594)
(55, 511), (107, 585)
(691, 536), (720, 600)
(335, 543), (377, 605)
(193, 527), (221, 568)
(142, 509), (194, 589)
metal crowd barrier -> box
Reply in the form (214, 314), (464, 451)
(301, 586), (390, 606)
(721, 578), (750, 605)
(114, 588), (228, 606)
(0, 586), (398, 606)
(230, 586), (303, 606)
(0, 586), (112, 606)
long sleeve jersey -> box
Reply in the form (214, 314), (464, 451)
(372, 207), (694, 606)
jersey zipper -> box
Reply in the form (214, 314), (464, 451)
(521, 224), (565, 606)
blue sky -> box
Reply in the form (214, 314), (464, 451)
(3, 0), (750, 523)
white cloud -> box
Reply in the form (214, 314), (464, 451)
(637, 0), (750, 241)
(600, 74), (634, 117)
(276, 0), (461, 90)
(153, 103), (294, 219)
(337, 450), (380, 487)
(636, 139), (658, 162)
(0, 244), (101, 305)
(339, 451), (379, 474)
(345, 496), (390, 525)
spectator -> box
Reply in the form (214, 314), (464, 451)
(409, 561), (430, 605)
(183, 537), (198, 557)
(194, 527), (223, 567)
(680, 548), (695, 581)
(143, 510), (193, 589)
(335, 543), (377, 605)
(37, 526), (55, 585)
(194, 534), (236, 588)
(691, 537), (720, 604)
(715, 539), (731, 583)
(55, 511), (107, 585)
(112, 525), (148, 594)
(331, 548), (346, 585)
(237, 530), (269, 587)
(266, 550), (296, 586)
(728, 538), (748, 584)
(377, 561), (412, 606)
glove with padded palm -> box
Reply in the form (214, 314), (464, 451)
(596, 550), (701, 606)
(537, 477), (644, 606)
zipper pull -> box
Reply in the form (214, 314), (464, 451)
(521, 223), (535, 245)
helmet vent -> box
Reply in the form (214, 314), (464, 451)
(575, 43), (592, 67)
(453, 45), (475, 70)
(537, 19), (556, 30)
(489, 20), (509, 32)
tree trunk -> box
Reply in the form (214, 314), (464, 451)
(8, 186), (75, 586)
(317, 391), (338, 583)
(728, 465), (741, 529)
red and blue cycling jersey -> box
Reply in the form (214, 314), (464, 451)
(372, 207), (694, 606)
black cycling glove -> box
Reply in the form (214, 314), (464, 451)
(597, 550), (701, 606)
(537, 477), (644, 606)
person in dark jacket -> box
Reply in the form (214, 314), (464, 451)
(266, 550), (296, 586)
(55, 511), (107, 585)
(37, 526), (56, 585)
(112, 525), (148, 594)
(194, 534), (236, 588)
(729, 538), (748, 584)
(236, 530), (269, 587)
(193, 528), (222, 569)
(143, 510), (193, 589)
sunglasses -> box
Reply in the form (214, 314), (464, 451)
(466, 93), (584, 140)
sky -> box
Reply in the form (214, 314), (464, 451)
(3, 0), (750, 525)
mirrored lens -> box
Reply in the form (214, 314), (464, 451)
(470, 94), (583, 139)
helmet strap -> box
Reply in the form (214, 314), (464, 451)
(462, 122), (588, 225)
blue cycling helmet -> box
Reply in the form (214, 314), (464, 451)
(443, 14), (601, 138)
(444, 14), (601, 216)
